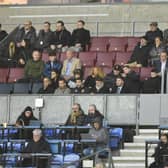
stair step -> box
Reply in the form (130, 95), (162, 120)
(114, 163), (145, 168)
(134, 136), (158, 143)
(139, 129), (158, 136)
(124, 142), (157, 149)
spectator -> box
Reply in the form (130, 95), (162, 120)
(24, 49), (44, 82)
(145, 22), (163, 45)
(149, 134), (168, 168)
(0, 23), (8, 41)
(104, 64), (122, 89)
(61, 48), (82, 80)
(83, 117), (108, 156)
(84, 67), (105, 90)
(51, 20), (71, 52)
(50, 70), (60, 90)
(38, 77), (55, 94)
(141, 69), (161, 93)
(90, 77), (109, 94)
(65, 103), (86, 126)
(54, 77), (70, 95)
(164, 163), (168, 168)
(111, 76), (129, 94)
(35, 21), (53, 51)
(86, 104), (104, 126)
(149, 37), (166, 65)
(15, 106), (38, 139)
(15, 20), (36, 66)
(122, 65), (140, 93)
(22, 129), (51, 168)
(71, 20), (90, 51)
(43, 50), (62, 78)
(127, 36), (151, 67)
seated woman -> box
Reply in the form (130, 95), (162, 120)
(15, 106), (38, 139)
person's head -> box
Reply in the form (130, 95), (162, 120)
(51, 70), (59, 80)
(58, 78), (66, 89)
(56, 20), (64, 32)
(48, 50), (57, 62)
(91, 67), (105, 78)
(155, 36), (162, 46)
(140, 36), (148, 46)
(160, 133), (168, 144)
(43, 77), (51, 89)
(123, 65), (131, 75)
(66, 48), (74, 60)
(72, 103), (81, 113)
(73, 69), (82, 79)
(150, 69), (158, 78)
(23, 106), (33, 118)
(113, 65), (122, 76)
(33, 129), (42, 142)
(116, 77), (124, 87)
(95, 77), (104, 88)
(75, 78), (83, 88)
(93, 117), (102, 130)
(43, 21), (51, 32)
(32, 49), (41, 61)
(24, 20), (32, 31)
(77, 20), (85, 29)
(164, 162), (168, 168)
(88, 104), (97, 115)
(160, 51), (168, 62)
(149, 22), (158, 32)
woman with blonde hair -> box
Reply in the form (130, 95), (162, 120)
(84, 66), (105, 90)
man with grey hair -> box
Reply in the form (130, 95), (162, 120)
(22, 129), (51, 168)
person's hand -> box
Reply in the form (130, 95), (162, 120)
(75, 43), (81, 47)
(19, 58), (25, 65)
(121, 73), (126, 78)
(21, 40), (26, 47)
(57, 44), (62, 48)
(17, 42), (21, 47)
(50, 45), (56, 50)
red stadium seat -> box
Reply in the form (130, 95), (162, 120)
(131, 67), (141, 74)
(97, 52), (116, 65)
(0, 68), (9, 83)
(140, 67), (153, 80)
(8, 68), (24, 83)
(42, 52), (49, 62)
(96, 53), (113, 67)
(60, 52), (78, 62)
(102, 67), (112, 74)
(114, 52), (132, 65)
(108, 37), (128, 52)
(83, 67), (92, 79)
(127, 37), (141, 52)
(79, 52), (97, 67)
(90, 36), (110, 44)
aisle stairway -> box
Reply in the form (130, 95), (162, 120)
(113, 129), (159, 168)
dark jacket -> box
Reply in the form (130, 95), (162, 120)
(38, 85), (55, 94)
(0, 30), (8, 41)
(153, 60), (168, 73)
(104, 72), (119, 88)
(36, 29), (53, 50)
(128, 42), (151, 67)
(142, 76), (161, 93)
(43, 61), (62, 77)
(71, 28), (90, 50)
(90, 84), (109, 94)
(52, 28), (71, 47)
(124, 71), (140, 93)
(71, 86), (89, 94)
(111, 85), (130, 94)
(84, 75), (96, 89)
(145, 28), (163, 44)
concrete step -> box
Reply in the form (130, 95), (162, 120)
(134, 136), (158, 143)
(124, 142), (157, 149)
(139, 129), (158, 136)
(120, 149), (154, 157)
(114, 163), (145, 168)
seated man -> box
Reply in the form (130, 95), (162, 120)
(71, 20), (90, 51)
(54, 77), (70, 95)
(61, 48), (82, 81)
(43, 50), (62, 78)
(24, 49), (44, 82)
(149, 134), (168, 168)
(141, 69), (161, 93)
(35, 21), (53, 51)
(22, 129), (51, 168)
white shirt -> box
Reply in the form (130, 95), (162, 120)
(161, 61), (167, 73)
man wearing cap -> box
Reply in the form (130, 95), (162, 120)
(145, 22), (163, 45)
(43, 50), (62, 78)
(127, 36), (151, 67)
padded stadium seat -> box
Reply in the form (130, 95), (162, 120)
(51, 154), (63, 166)
(8, 140), (26, 153)
(13, 83), (30, 94)
(83, 67), (92, 79)
(48, 140), (62, 154)
(127, 37), (141, 52)
(31, 82), (43, 94)
(42, 52), (49, 62)
(64, 153), (80, 168)
(79, 52), (97, 67)
(140, 67), (153, 80)
(90, 36), (110, 45)
(114, 52), (132, 65)
(96, 53), (113, 67)
(97, 52), (116, 64)
(8, 68), (24, 83)
(108, 37), (127, 52)
(0, 83), (12, 94)
(89, 42), (108, 52)
(0, 68), (9, 83)
(60, 52), (78, 62)
(102, 67), (112, 74)
(44, 129), (55, 139)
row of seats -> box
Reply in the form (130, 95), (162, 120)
(89, 36), (140, 52)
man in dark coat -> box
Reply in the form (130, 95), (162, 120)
(145, 22), (163, 45)
(0, 23), (8, 41)
(35, 21), (53, 51)
(15, 20), (36, 66)
(71, 20), (90, 51)
(51, 20), (71, 52)
(122, 65), (140, 93)
(22, 129), (51, 168)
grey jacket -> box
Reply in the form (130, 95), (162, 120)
(54, 87), (70, 95)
